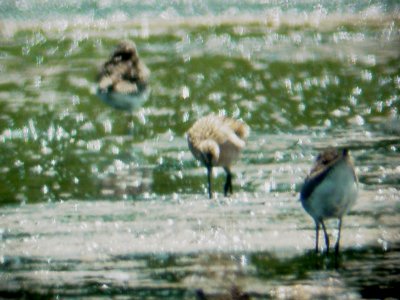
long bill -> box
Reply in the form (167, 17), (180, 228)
(207, 165), (212, 199)
(223, 167), (233, 196)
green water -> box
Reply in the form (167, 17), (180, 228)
(1, 17), (399, 205)
(0, 4), (400, 299)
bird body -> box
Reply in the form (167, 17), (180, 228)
(97, 41), (150, 111)
(300, 148), (358, 255)
(187, 114), (249, 198)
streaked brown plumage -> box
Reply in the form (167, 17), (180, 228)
(97, 41), (150, 111)
(187, 114), (249, 198)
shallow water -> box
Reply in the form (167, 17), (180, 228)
(1, 1), (400, 299)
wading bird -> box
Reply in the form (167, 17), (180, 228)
(187, 114), (249, 199)
(97, 41), (150, 111)
(300, 148), (358, 256)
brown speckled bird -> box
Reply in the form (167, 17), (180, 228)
(97, 41), (150, 111)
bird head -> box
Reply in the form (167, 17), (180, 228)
(112, 41), (138, 63)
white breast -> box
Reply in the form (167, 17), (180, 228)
(306, 160), (358, 219)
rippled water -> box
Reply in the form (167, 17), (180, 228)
(1, 1), (400, 299)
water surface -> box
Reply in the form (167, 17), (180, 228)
(0, 1), (399, 298)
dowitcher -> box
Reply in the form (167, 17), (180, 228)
(187, 114), (249, 199)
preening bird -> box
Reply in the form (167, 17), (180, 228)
(187, 114), (249, 199)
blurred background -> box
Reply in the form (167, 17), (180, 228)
(0, 0), (399, 299)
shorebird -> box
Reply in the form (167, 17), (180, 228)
(300, 148), (358, 256)
(97, 41), (150, 111)
(187, 114), (249, 199)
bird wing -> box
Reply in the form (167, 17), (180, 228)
(300, 165), (332, 200)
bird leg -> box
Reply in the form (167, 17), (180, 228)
(223, 167), (233, 196)
(320, 220), (330, 253)
(206, 162), (213, 199)
(335, 218), (342, 256)
(315, 220), (320, 253)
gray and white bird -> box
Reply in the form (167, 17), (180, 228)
(300, 148), (358, 256)
(187, 114), (249, 199)
(97, 41), (150, 111)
